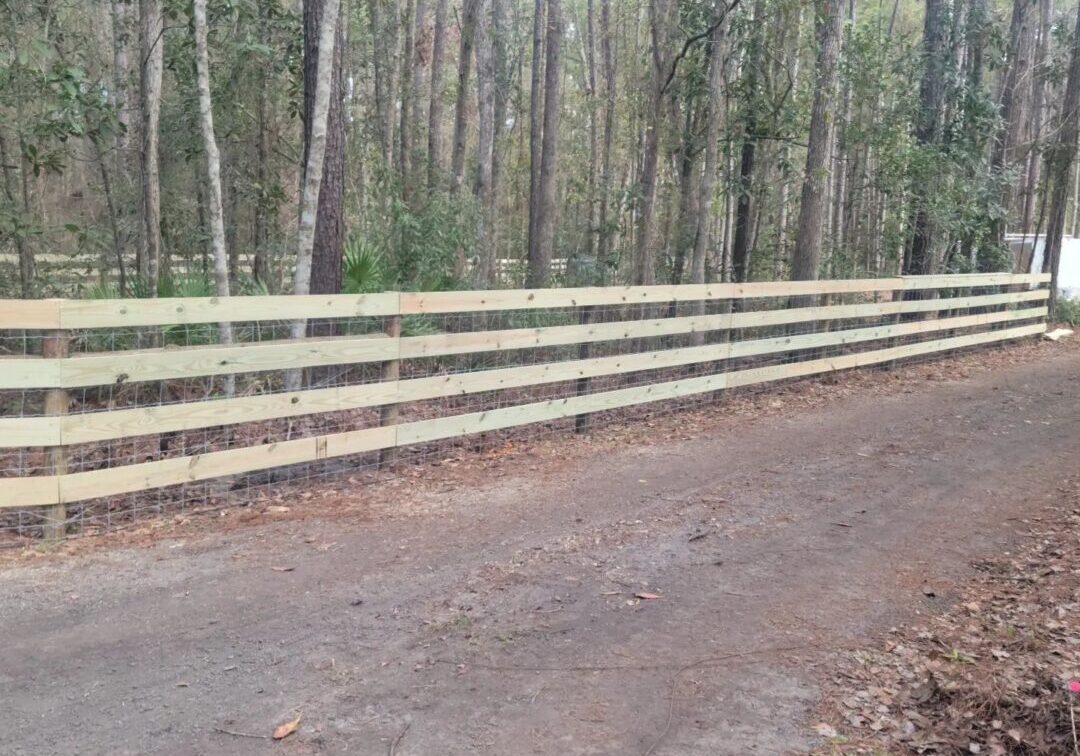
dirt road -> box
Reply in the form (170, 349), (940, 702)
(3, 341), (1078, 756)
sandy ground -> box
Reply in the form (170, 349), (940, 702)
(2, 339), (1078, 756)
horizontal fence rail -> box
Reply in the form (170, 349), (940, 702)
(0, 273), (1051, 538)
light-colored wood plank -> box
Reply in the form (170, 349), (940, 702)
(59, 383), (398, 444)
(17, 320), (1043, 507)
(0, 476), (61, 508)
(34, 305), (1046, 447)
(58, 333), (395, 388)
(0, 417), (61, 447)
(0, 356), (63, 390)
(401, 291), (1048, 359)
(60, 292), (400, 329)
(900, 272), (1049, 289)
(57, 425), (395, 503)
(396, 323), (1045, 447)
(0, 298), (62, 330)
(400, 279), (907, 314)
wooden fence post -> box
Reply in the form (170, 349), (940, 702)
(574, 305), (595, 434)
(42, 329), (69, 540)
(378, 313), (402, 469)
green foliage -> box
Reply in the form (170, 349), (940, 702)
(342, 237), (386, 294)
(1055, 296), (1080, 326)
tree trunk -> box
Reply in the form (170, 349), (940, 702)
(692, 4), (726, 287)
(291, 0), (343, 352)
(0, 131), (33, 297)
(1042, 0), (1080, 318)
(138, 0), (164, 294)
(526, 0), (545, 280)
(193, 0), (235, 393)
(527, 0), (562, 288)
(791, 0), (842, 282)
(427, 0), (449, 190)
(634, 0), (673, 286)
(449, 0), (480, 195)
(596, 0), (616, 275)
(903, 0), (947, 277)
(475, 0), (496, 285)
(989, 0), (1036, 253)
(304, 0), (347, 296)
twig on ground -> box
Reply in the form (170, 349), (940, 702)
(212, 726), (270, 740)
(388, 721), (411, 756)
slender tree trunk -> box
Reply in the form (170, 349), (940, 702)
(139, 0), (164, 294)
(1021, 0), (1052, 236)
(791, 0), (842, 283)
(989, 0), (1036, 252)
(398, 0), (417, 196)
(253, 52), (273, 289)
(596, 0), (616, 275)
(489, 0), (509, 261)
(370, 0), (394, 166)
(1042, 0), (1080, 317)
(0, 131), (33, 297)
(291, 0), (343, 361)
(475, 0), (496, 285)
(193, 0), (235, 393)
(635, 0), (673, 286)
(527, 0), (562, 288)
(427, 0), (449, 190)
(692, 4), (726, 287)
(450, 0), (480, 195)
(526, 0), (545, 279)
(903, 0), (947, 277)
(304, 0), (347, 296)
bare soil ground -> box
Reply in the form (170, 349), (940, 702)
(2, 337), (1078, 756)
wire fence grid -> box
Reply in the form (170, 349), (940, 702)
(0, 282), (1049, 543)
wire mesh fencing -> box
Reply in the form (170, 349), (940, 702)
(0, 274), (1051, 543)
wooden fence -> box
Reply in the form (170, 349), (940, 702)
(0, 272), (1051, 537)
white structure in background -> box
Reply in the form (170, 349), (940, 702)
(1006, 234), (1080, 299)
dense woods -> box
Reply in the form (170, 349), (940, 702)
(1, 0), (1079, 300)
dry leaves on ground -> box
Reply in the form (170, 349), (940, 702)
(812, 479), (1080, 755)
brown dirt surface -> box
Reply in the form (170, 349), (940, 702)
(1, 335), (1078, 755)
(811, 480), (1080, 756)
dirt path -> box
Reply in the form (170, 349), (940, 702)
(3, 342), (1078, 756)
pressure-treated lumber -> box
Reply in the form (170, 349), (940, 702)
(0, 304), (1045, 448)
(58, 292), (400, 328)
(397, 323), (1045, 445)
(2, 320), (1042, 508)
(61, 332), (392, 388)
(0, 298), (62, 329)
(56, 425), (396, 504)
(41, 330), (69, 538)
(400, 290), (1047, 359)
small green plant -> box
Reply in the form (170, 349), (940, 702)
(1055, 296), (1080, 327)
(342, 237), (386, 294)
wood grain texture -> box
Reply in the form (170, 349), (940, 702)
(3, 304), (1045, 448)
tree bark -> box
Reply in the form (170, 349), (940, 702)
(450, 0), (480, 195)
(903, 0), (947, 277)
(139, 0), (164, 294)
(527, 0), (562, 288)
(596, 0), (616, 275)
(193, 0), (235, 392)
(692, 4), (726, 287)
(791, 0), (842, 282)
(1042, 0), (1080, 317)
(634, 0), (673, 286)
(475, 0), (497, 286)
(304, 0), (347, 296)
(526, 0), (545, 278)
(292, 0), (343, 343)
(427, 0), (449, 190)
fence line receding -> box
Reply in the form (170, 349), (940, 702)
(0, 272), (1051, 539)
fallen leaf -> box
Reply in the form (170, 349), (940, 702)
(271, 566), (295, 572)
(635, 592), (661, 600)
(273, 714), (301, 740)
(813, 723), (838, 738)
